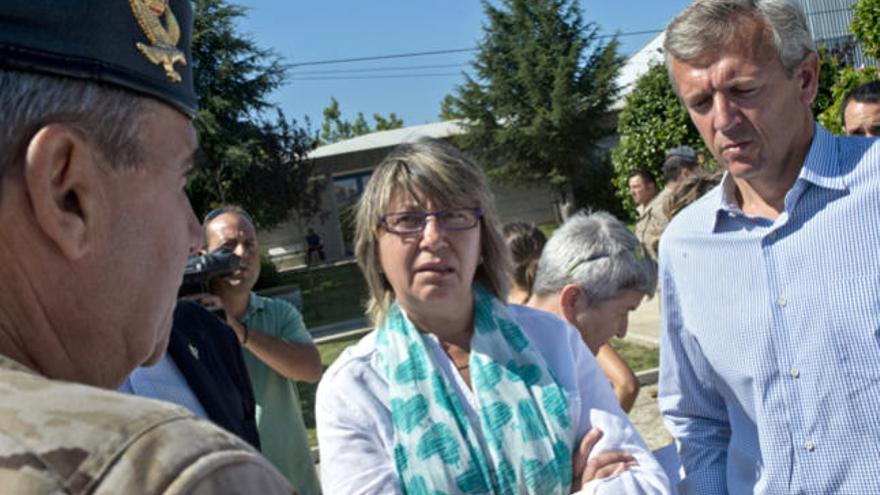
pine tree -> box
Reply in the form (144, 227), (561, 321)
(188, 0), (322, 229)
(319, 97), (404, 144)
(441, 0), (624, 209)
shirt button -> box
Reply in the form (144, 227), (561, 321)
(790, 367), (800, 378)
(768, 231), (777, 239)
(804, 439), (815, 451)
(727, 211), (736, 218)
(776, 297), (787, 307)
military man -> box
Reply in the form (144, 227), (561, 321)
(0, 2), (289, 492)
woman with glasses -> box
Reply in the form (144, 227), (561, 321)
(315, 139), (668, 494)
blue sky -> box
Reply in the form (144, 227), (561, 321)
(234, 1), (692, 129)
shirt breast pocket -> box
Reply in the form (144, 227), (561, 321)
(831, 304), (880, 382)
(834, 323), (880, 380)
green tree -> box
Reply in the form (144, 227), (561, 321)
(441, 0), (624, 210)
(188, 0), (321, 229)
(374, 112), (404, 131)
(813, 45), (844, 120)
(816, 65), (880, 133)
(852, 0), (880, 59)
(815, 0), (880, 133)
(319, 97), (404, 144)
(611, 63), (709, 217)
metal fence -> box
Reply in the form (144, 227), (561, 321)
(798, 0), (876, 67)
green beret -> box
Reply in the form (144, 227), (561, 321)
(0, 0), (196, 117)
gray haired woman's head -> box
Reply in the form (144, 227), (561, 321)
(532, 211), (656, 305)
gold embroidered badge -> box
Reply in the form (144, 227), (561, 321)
(129, 0), (187, 82)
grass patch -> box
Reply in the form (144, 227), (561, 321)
(610, 339), (659, 371)
(278, 263), (369, 328)
(300, 333), (658, 447)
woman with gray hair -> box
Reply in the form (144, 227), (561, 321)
(529, 211), (657, 354)
(505, 217), (642, 413)
(315, 139), (669, 494)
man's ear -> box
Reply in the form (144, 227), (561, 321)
(559, 284), (583, 326)
(23, 124), (101, 260)
(798, 51), (820, 105)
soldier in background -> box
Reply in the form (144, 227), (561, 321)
(0, 2), (289, 492)
(637, 146), (701, 262)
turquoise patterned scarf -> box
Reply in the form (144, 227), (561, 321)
(376, 286), (576, 494)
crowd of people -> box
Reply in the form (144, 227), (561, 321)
(1, 0), (879, 494)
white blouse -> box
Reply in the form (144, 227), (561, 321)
(316, 304), (670, 494)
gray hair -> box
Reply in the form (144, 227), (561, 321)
(0, 70), (149, 185)
(354, 138), (510, 325)
(532, 211), (656, 305)
(664, 0), (815, 76)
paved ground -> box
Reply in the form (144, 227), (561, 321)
(625, 295), (662, 346)
(629, 384), (673, 450)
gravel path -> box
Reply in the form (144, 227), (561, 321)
(630, 384), (673, 450)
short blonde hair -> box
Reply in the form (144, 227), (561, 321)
(354, 138), (510, 326)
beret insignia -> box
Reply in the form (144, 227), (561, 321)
(129, 0), (187, 83)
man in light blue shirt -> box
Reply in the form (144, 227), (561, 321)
(659, 0), (880, 493)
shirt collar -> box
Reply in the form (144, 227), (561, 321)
(709, 123), (847, 231)
(243, 291), (266, 319)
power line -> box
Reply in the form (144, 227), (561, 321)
(290, 72), (465, 81)
(286, 28), (663, 68)
(287, 48), (476, 68)
(290, 63), (469, 76)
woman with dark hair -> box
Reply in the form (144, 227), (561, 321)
(503, 222), (547, 305)
(316, 139), (668, 494)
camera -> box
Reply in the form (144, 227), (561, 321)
(178, 246), (240, 297)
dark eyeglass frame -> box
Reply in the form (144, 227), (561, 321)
(380, 207), (483, 235)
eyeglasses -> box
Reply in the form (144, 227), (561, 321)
(380, 207), (482, 235)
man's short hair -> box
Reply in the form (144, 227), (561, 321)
(664, 0), (815, 77)
(0, 70), (147, 188)
(841, 80), (880, 129)
(663, 146), (700, 182)
(532, 211), (657, 305)
(628, 168), (657, 186)
(203, 205), (256, 246)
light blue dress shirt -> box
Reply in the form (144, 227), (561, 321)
(120, 354), (209, 419)
(658, 125), (880, 494)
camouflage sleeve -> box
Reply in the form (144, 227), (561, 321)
(641, 209), (669, 262)
(167, 450), (294, 494)
(97, 416), (292, 494)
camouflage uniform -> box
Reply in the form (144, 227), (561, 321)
(634, 187), (672, 262)
(0, 355), (292, 494)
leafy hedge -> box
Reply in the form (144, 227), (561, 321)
(611, 63), (709, 218)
